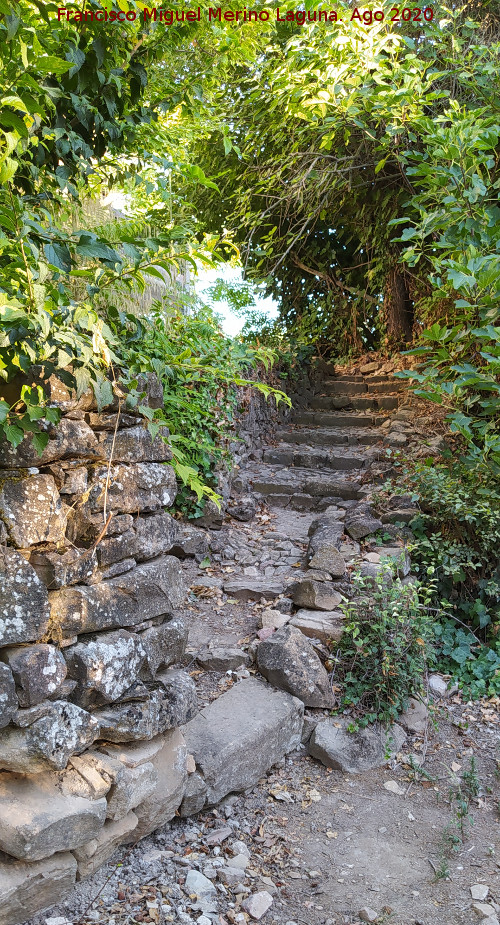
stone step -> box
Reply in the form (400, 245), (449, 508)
(322, 379), (405, 395)
(276, 427), (383, 447)
(251, 466), (362, 503)
(310, 394), (400, 412)
(182, 678), (303, 806)
(292, 411), (387, 428)
(262, 445), (370, 471)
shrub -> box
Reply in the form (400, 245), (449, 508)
(332, 561), (436, 727)
(394, 457), (500, 697)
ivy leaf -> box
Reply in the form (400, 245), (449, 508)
(3, 423), (24, 448)
(32, 431), (49, 455)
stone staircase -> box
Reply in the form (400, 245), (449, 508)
(246, 370), (405, 512)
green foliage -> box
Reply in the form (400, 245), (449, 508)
(106, 298), (289, 513)
(396, 458), (500, 697)
(332, 562), (436, 727)
(0, 0), (284, 509)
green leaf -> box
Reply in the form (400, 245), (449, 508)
(3, 423), (24, 447)
(32, 431), (49, 455)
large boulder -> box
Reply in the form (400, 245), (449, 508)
(0, 851), (77, 925)
(1, 644), (67, 707)
(0, 772), (107, 861)
(65, 630), (146, 708)
(256, 626), (334, 708)
(0, 474), (67, 547)
(0, 548), (51, 647)
(0, 701), (100, 773)
(48, 556), (185, 637)
(308, 718), (406, 773)
(183, 679), (303, 806)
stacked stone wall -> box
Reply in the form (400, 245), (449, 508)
(0, 370), (292, 924)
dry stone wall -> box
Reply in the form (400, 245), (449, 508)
(0, 371), (300, 925)
(0, 374), (208, 921)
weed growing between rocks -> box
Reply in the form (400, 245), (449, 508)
(331, 562), (437, 727)
(434, 756), (481, 880)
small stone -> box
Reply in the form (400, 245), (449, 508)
(185, 869), (217, 897)
(218, 865), (244, 887)
(358, 907), (378, 923)
(309, 719), (405, 773)
(259, 610), (290, 631)
(480, 917), (499, 925)
(242, 890), (273, 920)
(73, 812), (138, 879)
(65, 630), (146, 708)
(308, 547), (345, 577)
(290, 609), (344, 645)
(228, 496), (258, 522)
(156, 668), (198, 730)
(0, 548), (51, 647)
(287, 579), (343, 612)
(0, 701), (99, 772)
(132, 728), (187, 838)
(0, 473), (67, 547)
(428, 673), (452, 697)
(206, 827), (233, 846)
(398, 697), (428, 734)
(471, 886), (490, 902)
(231, 839), (251, 858)
(222, 579), (284, 602)
(231, 853), (250, 870)
(383, 781), (405, 796)
(106, 762), (158, 821)
(45, 917), (73, 925)
(179, 772), (207, 817)
(345, 514), (383, 541)
(0, 852), (76, 925)
(473, 904), (496, 918)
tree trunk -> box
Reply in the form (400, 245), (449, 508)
(385, 267), (414, 344)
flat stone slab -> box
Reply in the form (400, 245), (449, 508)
(183, 678), (303, 806)
(290, 609), (345, 644)
(0, 851), (77, 925)
(0, 772), (107, 860)
(223, 579), (284, 602)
